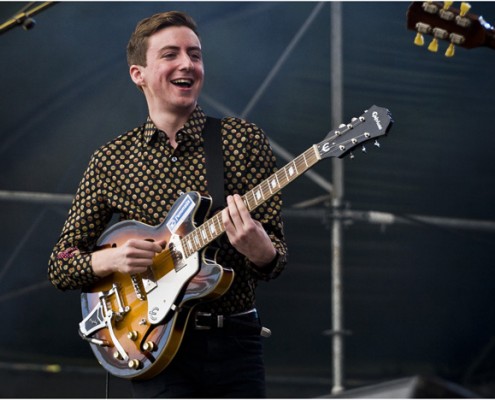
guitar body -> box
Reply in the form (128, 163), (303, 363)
(79, 191), (234, 380)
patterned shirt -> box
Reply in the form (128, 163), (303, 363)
(48, 106), (287, 314)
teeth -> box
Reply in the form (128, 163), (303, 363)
(172, 79), (193, 87)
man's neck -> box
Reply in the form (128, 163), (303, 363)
(149, 105), (196, 148)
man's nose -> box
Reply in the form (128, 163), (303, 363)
(178, 53), (194, 70)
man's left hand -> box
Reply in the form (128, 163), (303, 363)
(222, 194), (277, 268)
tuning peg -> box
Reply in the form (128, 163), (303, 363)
(460, 2), (471, 17)
(428, 38), (439, 52)
(443, 1), (453, 10)
(350, 152), (355, 159)
(374, 140), (380, 148)
(414, 32), (424, 46)
(361, 146), (367, 153)
(445, 42), (455, 57)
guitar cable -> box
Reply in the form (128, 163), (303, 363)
(105, 371), (110, 398)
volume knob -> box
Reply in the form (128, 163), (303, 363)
(142, 341), (157, 352)
(128, 359), (142, 370)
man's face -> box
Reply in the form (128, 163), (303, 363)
(133, 26), (204, 115)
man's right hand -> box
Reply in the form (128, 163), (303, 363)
(91, 239), (166, 277)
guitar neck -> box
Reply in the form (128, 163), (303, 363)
(181, 145), (320, 257)
(179, 104), (393, 258)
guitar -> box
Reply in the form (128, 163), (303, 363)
(407, 1), (495, 56)
(78, 105), (393, 380)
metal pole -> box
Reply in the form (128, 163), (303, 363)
(0, 2), (57, 35)
(330, 2), (345, 395)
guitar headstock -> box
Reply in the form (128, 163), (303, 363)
(406, 1), (495, 57)
(316, 105), (393, 160)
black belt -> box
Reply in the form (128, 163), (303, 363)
(191, 309), (272, 338)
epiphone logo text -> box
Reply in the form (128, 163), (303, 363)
(372, 111), (382, 130)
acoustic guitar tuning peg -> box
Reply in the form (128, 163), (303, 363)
(460, 2), (471, 17)
(414, 32), (424, 46)
(445, 42), (455, 57)
(374, 140), (380, 148)
(428, 38), (439, 52)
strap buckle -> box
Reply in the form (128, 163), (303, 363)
(194, 312), (212, 330)
(193, 312), (225, 330)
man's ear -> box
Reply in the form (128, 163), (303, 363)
(129, 65), (145, 87)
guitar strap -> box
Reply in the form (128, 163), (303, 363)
(203, 116), (225, 213)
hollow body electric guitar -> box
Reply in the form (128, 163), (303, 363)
(79, 105), (393, 380)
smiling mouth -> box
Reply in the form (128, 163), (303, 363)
(171, 79), (193, 88)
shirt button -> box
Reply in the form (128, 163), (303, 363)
(171, 156), (178, 162)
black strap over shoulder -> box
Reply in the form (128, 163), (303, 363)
(203, 116), (225, 213)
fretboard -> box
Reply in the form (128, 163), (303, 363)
(180, 145), (321, 258)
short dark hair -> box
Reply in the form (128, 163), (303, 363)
(126, 11), (199, 67)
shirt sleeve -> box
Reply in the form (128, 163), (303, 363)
(47, 151), (112, 291)
(239, 120), (288, 281)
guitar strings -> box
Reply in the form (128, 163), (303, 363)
(174, 123), (370, 261)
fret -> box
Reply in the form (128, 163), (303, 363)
(268, 174), (280, 194)
(275, 168), (287, 188)
(308, 147), (318, 165)
(211, 220), (218, 237)
(186, 238), (193, 255)
(277, 167), (289, 187)
(214, 214), (223, 235)
(193, 233), (200, 248)
(302, 151), (309, 168)
(200, 227), (208, 241)
(245, 191), (254, 211)
(208, 219), (217, 235)
(261, 180), (270, 203)
(286, 161), (297, 182)
(254, 187), (263, 203)
(295, 155), (304, 172)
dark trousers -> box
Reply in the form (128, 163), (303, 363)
(131, 317), (266, 398)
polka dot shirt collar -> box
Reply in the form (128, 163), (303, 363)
(143, 106), (208, 146)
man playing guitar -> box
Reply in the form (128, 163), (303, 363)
(48, 10), (287, 398)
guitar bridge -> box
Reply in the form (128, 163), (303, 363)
(79, 284), (130, 361)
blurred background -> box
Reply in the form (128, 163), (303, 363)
(1, 1), (494, 398)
